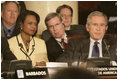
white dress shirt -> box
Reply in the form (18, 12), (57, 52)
(55, 33), (67, 50)
(88, 37), (102, 58)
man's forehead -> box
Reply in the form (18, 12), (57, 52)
(60, 8), (71, 13)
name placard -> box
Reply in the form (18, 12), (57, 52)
(87, 66), (117, 76)
(15, 68), (49, 79)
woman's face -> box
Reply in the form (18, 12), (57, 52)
(22, 15), (37, 36)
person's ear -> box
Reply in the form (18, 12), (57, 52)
(1, 11), (3, 18)
(20, 22), (23, 27)
(20, 22), (23, 30)
(86, 24), (89, 32)
(105, 25), (108, 31)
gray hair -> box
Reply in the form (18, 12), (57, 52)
(86, 11), (108, 25)
(1, 1), (20, 13)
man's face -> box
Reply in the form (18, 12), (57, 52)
(86, 16), (108, 41)
(47, 16), (65, 38)
(1, 2), (19, 26)
(59, 8), (72, 28)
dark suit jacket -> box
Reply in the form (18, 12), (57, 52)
(1, 37), (17, 60)
(46, 37), (64, 62)
(56, 35), (117, 63)
(1, 23), (20, 39)
(1, 37), (17, 72)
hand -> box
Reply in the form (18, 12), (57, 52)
(79, 62), (87, 68)
(35, 61), (46, 67)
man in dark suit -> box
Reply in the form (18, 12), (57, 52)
(41, 4), (88, 42)
(1, 37), (17, 72)
(56, 11), (117, 67)
(45, 13), (69, 62)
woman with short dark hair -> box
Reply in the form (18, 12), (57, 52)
(8, 10), (49, 67)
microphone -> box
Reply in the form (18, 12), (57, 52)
(103, 39), (111, 57)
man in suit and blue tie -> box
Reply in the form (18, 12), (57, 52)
(56, 11), (117, 67)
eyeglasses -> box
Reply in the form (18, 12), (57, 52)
(60, 14), (72, 18)
(48, 22), (62, 29)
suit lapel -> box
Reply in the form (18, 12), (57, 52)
(81, 37), (90, 60)
(51, 37), (63, 52)
(1, 24), (5, 37)
(102, 38), (110, 57)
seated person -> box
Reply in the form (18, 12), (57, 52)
(56, 11), (117, 67)
(1, 1), (20, 39)
(8, 10), (49, 67)
(45, 13), (70, 62)
(41, 4), (88, 42)
(1, 37), (17, 72)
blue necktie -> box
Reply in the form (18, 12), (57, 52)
(92, 42), (99, 57)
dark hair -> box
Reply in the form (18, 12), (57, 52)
(17, 10), (40, 36)
(20, 10), (40, 25)
(1, 1), (20, 13)
(56, 4), (73, 16)
(45, 12), (62, 27)
(51, 67), (97, 79)
(18, 1), (26, 14)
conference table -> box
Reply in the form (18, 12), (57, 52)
(1, 66), (117, 79)
(1, 62), (117, 79)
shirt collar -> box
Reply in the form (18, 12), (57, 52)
(2, 23), (15, 37)
(55, 33), (67, 43)
(90, 37), (102, 44)
(67, 26), (71, 30)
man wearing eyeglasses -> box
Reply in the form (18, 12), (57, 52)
(45, 13), (70, 62)
(41, 4), (88, 42)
